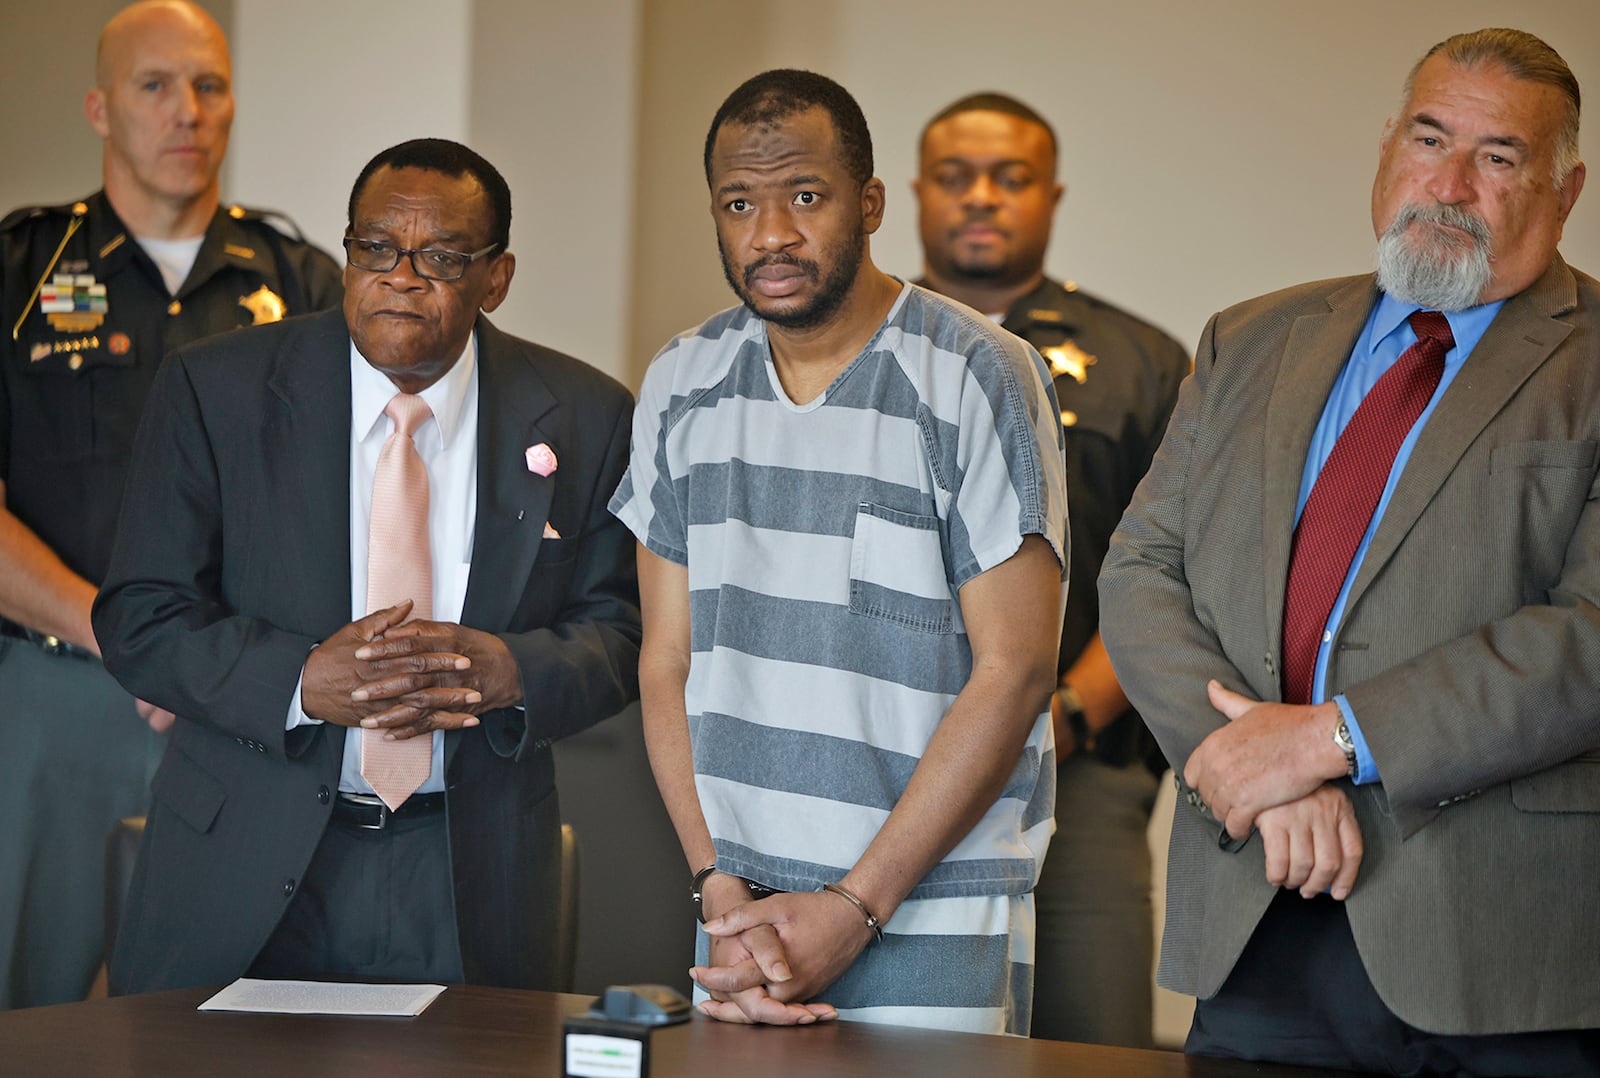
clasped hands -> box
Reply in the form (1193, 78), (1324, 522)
(1183, 680), (1364, 899)
(690, 871), (876, 1025)
(300, 600), (520, 739)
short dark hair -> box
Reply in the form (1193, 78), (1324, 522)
(704, 69), (873, 186)
(347, 138), (512, 250)
(1405, 28), (1581, 187)
(919, 92), (1058, 169)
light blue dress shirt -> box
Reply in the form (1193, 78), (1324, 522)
(1294, 292), (1505, 783)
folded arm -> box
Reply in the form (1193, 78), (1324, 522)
(1098, 314), (1362, 889)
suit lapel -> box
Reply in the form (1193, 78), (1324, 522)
(1344, 258), (1578, 609)
(266, 309), (354, 633)
(1260, 277), (1378, 671)
(448, 319), (558, 774)
(461, 316), (559, 632)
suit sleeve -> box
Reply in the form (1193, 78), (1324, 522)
(484, 388), (642, 759)
(1106, 294), (1600, 839)
(1098, 313), (1253, 813)
(1341, 471), (1600, 830)
(92, 349), (321, 746)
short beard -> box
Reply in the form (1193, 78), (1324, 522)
(720, 221), (865, 331)
(1375, 203), (1493, 312)
(945, 252), (1010, 282)
(939, 216), (1022, 285)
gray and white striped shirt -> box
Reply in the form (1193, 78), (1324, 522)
(611, 282), (1068, 901)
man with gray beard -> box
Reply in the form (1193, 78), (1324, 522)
(1100, 27), (1598, 1073)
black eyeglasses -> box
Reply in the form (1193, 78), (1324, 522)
(342, 236), (500, 281)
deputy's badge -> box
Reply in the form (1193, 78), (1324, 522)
(238, 284), (287, 324)
(29, 342), (51, 362)
(1042, 342), (1097, 385)
(41, 273), (107, 333)
(109, 332), (131, 355)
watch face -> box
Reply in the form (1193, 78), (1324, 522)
(1333, 721), (1358, 776)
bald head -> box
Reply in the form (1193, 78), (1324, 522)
(96, 1), (227, 89)
(87, 0), (233, 236)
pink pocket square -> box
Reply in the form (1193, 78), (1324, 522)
(525, 443), (558, 476)
(542, 522), (561, 539)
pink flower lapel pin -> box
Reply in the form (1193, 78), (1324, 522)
(525, 442), (558, 477)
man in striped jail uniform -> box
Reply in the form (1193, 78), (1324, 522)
(610, 69), (1069, 1034)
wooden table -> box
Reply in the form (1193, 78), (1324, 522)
(0, 985), (1359, 1076)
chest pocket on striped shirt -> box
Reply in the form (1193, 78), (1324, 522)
(848, 502), (953, 634)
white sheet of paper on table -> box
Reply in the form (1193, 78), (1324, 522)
(197, 978), (447, 1016)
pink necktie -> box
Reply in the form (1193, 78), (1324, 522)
(1281, 310), (1453, 705)
(362, 392), (434, 809)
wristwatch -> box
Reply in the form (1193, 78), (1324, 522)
(1332, 717), (1359, 779)
(1056, 685), (1093, 753)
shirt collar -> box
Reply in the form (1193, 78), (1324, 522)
(350, 331), (477, 447)
(1369, 290), (1506, 356)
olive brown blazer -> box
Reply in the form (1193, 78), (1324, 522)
(1100, 257), (1600, 1035)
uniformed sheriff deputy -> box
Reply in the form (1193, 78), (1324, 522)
(0, 0), (340, 1009)
(912, 92), (1191, 1048)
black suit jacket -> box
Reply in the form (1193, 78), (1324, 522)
(94, 308), (641, 994)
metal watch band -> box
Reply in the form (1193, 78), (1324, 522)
(1333, 718), (1359, 779)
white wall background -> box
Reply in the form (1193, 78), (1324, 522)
(228, 0), (472, 266)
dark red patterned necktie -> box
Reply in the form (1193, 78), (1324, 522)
(1281, 310), (1454, 705)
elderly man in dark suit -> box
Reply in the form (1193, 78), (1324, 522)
(1100, 28), (1599, 1074)
(93, 138), (640, 994)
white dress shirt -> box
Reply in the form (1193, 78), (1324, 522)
(288, 333), (480, 795)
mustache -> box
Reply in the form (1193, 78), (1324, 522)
(955, 209), (1003, 228)
(1387, 202), (1492, 247)
(741, 254), (819, 287)
(1375, 200), (1493, 311)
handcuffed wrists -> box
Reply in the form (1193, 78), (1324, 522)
(818, 881), (884, 943)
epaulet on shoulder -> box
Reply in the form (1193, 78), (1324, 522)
(1075, 285), (1168, 331)
(1057, 281), (1122, 318)
(1, 199), (88, 234)
(226, 203), (309, 243)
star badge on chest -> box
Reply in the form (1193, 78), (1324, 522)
(1042, 341), (1097, 385)
(238, 284), (287, 324)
